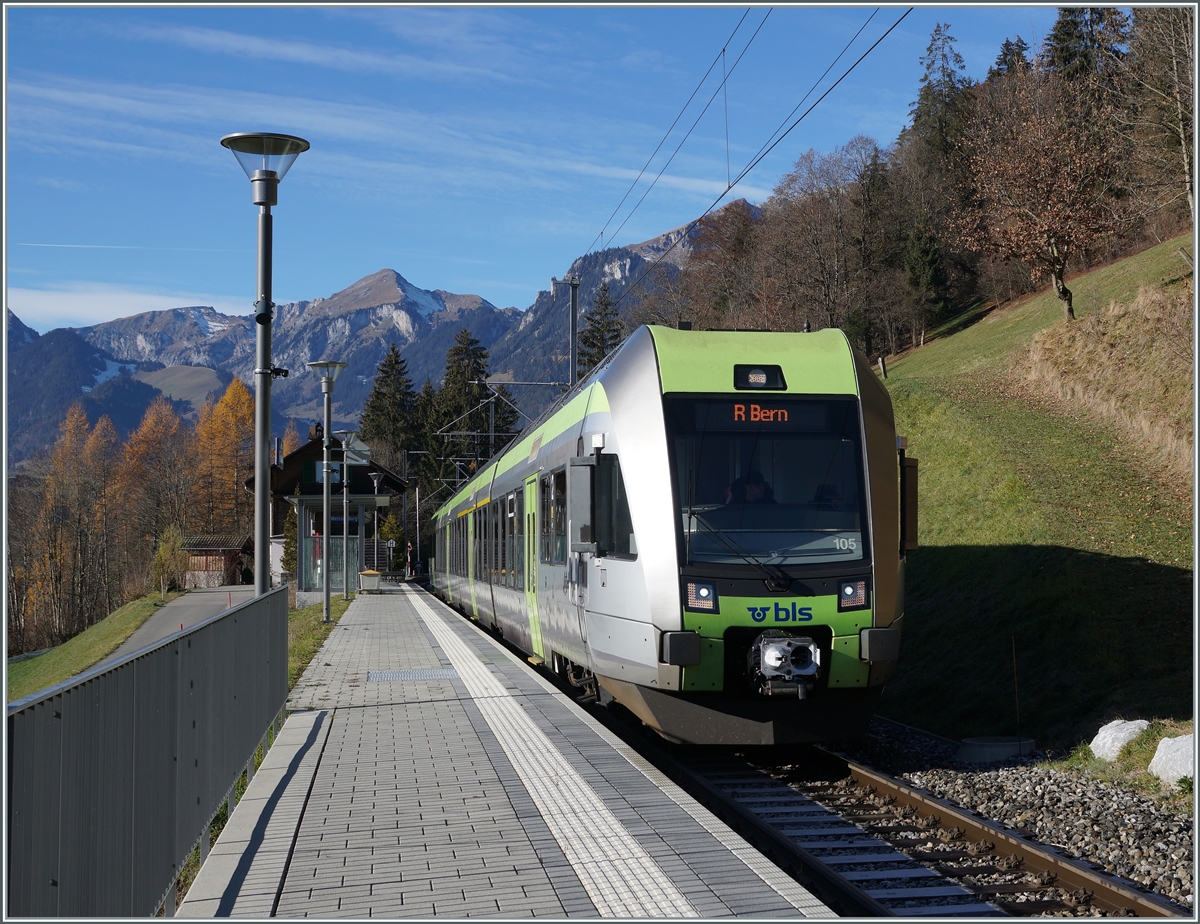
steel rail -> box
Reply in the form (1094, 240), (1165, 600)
(843, 760), (1188, 918)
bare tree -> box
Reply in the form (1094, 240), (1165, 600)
(1119, 7), (1195, 222)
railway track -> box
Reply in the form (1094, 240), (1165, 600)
(650, 746), (1189, 918)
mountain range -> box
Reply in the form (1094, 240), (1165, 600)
(7, 212), (710, 467)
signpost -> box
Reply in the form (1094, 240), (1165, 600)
(387, 538), (396, 575)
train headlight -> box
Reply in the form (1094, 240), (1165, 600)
(838, 580), (869, 611)
(685, 581), (718, 612)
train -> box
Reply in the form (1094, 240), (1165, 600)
(430, 325), (917, 745)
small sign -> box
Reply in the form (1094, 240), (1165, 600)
(387, 539), (397, 548)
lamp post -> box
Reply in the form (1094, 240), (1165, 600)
(334, 430), (357, 600)
(370, 471), (384, 575)
(221, 132), (309, 596)
(551, 274), (580, 388)
(307, 361), (346, 622)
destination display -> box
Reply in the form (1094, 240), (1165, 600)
(690, 399), (832, 432)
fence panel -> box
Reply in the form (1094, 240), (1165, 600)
(6, 587), (287, 917)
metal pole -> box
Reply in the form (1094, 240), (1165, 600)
(321, 379), (333, 623)
(254, 204), (273, 595)
(489, 394), (495, 459)
(568, 276), (579, 388)
(342, 444), (350, 600)
(415, 484), (420, 575)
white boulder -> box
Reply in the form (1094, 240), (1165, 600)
(1089, 719), (1150, 761)
(1148, 735), (1194, 788)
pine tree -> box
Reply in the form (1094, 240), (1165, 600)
(577, 281), (624, 376)
(988, 36), (1030, 80)
(433, 329), (518, 470)
(1041, 8), (1128, 86)
(358, 343), (416, 461)
(910, 23), (972, 160)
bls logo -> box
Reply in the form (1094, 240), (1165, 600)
(748, 603), (813, 623)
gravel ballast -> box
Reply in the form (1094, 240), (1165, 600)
(834, 718), (1194, 911)
(903, 766), (1193, 910)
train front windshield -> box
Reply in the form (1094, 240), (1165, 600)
(664, 395), (868, 568)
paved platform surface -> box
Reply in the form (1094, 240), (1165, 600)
(179, 585), (832, 918)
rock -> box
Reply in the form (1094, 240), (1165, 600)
(1149, 735), (1194, 788)
(1090, 719), (1150, 761)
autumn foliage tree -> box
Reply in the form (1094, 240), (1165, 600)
(192, 378), (255, 534)
(957, 65), (1130, 319)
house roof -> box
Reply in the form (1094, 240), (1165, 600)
(181, 535), (253, 552)
(248, 437), (407, 499)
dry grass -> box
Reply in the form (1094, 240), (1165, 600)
(1027, 285), (1194, 484)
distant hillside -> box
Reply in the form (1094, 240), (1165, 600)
(133, 365), (234, 418)
(6, 328), (159, 465)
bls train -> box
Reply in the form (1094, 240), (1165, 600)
(431, 325), (918, 745)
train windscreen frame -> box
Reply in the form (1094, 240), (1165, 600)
(663, 394), (869, 570)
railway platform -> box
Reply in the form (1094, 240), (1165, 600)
(178, 584), (832, 918)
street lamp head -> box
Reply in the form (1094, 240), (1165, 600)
(221, 132), (310, 206)
(307, 360), (347, 392)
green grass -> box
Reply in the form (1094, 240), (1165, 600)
(288, 593), (355, 687)
(892, 233), (1193, 380)
(876, 233), (1194, 753)
(7, 590), (186, 703)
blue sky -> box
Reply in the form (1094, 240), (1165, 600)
(6, 5), (1061, 333)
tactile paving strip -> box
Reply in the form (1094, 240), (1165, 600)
(409, 591), (700, 917)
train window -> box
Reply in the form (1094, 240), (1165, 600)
(539, 475), (552, 563)
(515, 490), (525, 588)
(594, 454), (637, 560)
(552, 469), (567, 564)
(492, 500), (501, 583)
(500, 498), (508, 586)
(664, 395), (868, 568)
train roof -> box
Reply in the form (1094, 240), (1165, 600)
(648, 326), (857, 395)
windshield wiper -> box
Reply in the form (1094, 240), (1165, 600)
(686, 511), (790, 586)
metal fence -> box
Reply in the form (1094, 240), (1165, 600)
(7, 586), (288, 917)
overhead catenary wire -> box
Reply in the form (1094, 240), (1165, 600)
(601, 9), (774, 253)
(610, 7), (914, 312)
(584, 8), (754, 259)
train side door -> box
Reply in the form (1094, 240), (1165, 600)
(568, 456), (594, 647)
(523, 475), (544, 658)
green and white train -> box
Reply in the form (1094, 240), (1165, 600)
(431, 325), (917, 745)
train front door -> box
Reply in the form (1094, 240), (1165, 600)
(523, 475), (544, 658)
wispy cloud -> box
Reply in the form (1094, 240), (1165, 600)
(6, 283), (250, 333)
(120, 21), (511, 84)
(8, 74), (754, 206)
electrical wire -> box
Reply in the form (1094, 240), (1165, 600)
(601, 9), (773, 253)
(611, 7), (914, 311)
(584, 9), (753, 258)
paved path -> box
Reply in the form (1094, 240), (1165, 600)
(98, 586), (255, 668)
(179, 584), (831, 918)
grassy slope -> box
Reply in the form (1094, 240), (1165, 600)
(133, 365), (224, 417)
(879, 234), (1193, 751)
(7, 591), (185, 702)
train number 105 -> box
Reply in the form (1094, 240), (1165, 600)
(833, 537), (857, 551)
